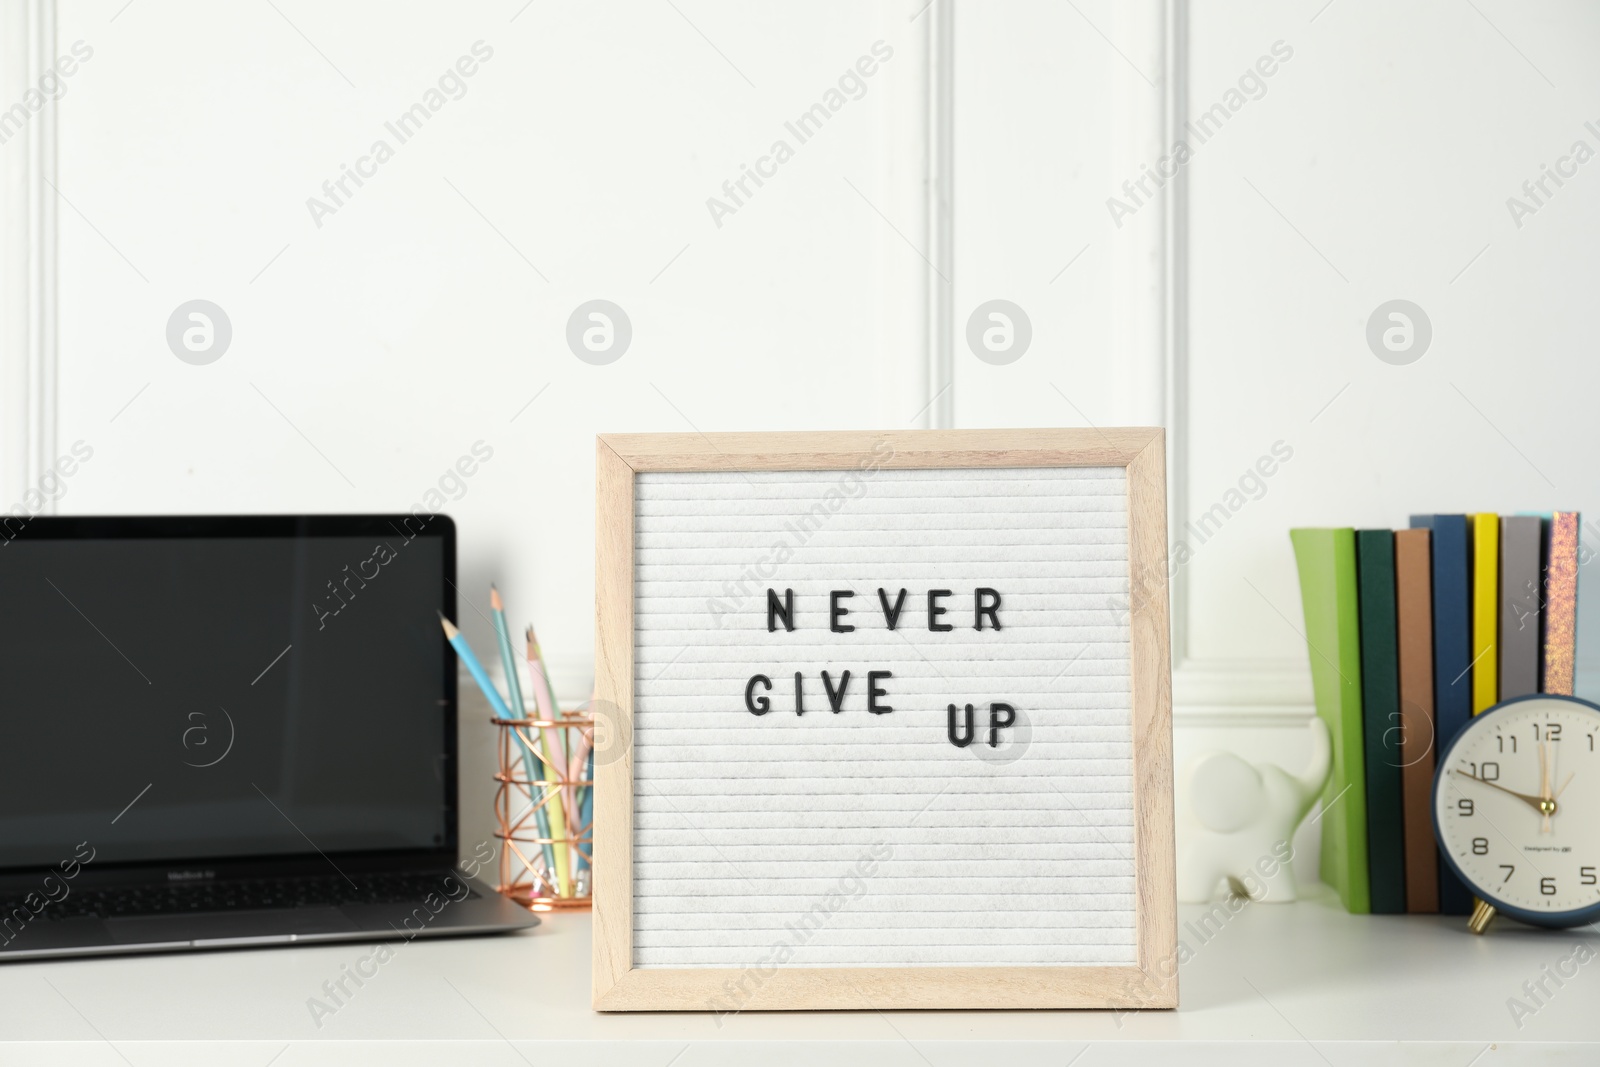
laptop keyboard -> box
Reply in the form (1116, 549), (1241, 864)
(8, 871), (476, 921)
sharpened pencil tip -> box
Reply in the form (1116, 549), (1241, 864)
(437, 612), (458, 639)
(489, 585), (502, 612)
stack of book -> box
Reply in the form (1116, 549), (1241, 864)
(1290, 513), (1592, 914)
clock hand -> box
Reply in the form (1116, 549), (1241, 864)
(1540, 742), (1553, 834)
(1450, 769), (1548, 814)
(1543, 762), (1575, 833)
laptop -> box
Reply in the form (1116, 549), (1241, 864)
(0, 514), (538, 961)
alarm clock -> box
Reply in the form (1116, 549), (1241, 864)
(1433, 693), (1600, 933)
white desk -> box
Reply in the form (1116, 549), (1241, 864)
(2, 887), (1594, 1065)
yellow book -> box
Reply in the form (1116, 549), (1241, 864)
(1471, 513), (1498, 713)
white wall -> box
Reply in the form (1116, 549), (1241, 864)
(13, 0), (1152, 696)
(8, 0), (1600, 885)
(36, 0), (945, 695)
(1185, 0), (1600, 667)
(1175, 0), (1600, 783)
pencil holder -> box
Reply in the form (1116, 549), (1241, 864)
(493, 710), (593, 911)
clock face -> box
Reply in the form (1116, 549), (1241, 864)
(1434, 695), (1600, 926)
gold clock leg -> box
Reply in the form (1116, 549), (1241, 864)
(1468, 898), (1496, 935)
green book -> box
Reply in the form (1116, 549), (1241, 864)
(1290, 528), (1371, 914)
(1355, 529), (1405, 914)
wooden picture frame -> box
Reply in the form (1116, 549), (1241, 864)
(593, 428), (1175, 1011)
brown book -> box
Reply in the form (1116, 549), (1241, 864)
(1394, 528), (1439, 913)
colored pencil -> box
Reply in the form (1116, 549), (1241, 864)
(439, 613), (512, 719)
(577, 744), (594, 876)
(490, 587), (557, 886)
(570, 727), (594, 874)
(527, 627), (578, 884)
(488, 587), (527, 718)
(524, 626), (571, 896)
(440, 613), (556, 895)
(525, 627), (562, 730)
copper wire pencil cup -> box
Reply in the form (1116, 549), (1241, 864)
(493, 711), (593, 911)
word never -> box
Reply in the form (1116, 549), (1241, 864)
(765, 586), (1003, 634)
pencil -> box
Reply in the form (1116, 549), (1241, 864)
(489, 587), (557, 887)
(527, 626), (578, 890)
(576, 744), (594, 877)
(439, 613), (512, 719)
(440, 613), (556, 895)
(524, 626), (571, 896)
(568, 726), (594, 877)
(570, 726), (594, 810)
(525, 626), (561, 725)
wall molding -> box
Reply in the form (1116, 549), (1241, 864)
(1164, 0), (1189, 667)
(921, 0), (953, 430)
(0, 0), (58, 511)
(1109, 0), (1169, 431)
(872, 0), (952, 433)
(1158, 0), (1311, 726)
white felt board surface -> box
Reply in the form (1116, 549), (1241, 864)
(630, 466), (1136, 968)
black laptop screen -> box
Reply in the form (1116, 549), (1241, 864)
(0, 519), (454, 873)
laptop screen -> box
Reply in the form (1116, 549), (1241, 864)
(0, 516), (456, 875)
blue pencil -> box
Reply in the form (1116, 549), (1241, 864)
(440, 613), (512, 717)
(439, 613), (553, 892)
(576, 748), (594, 874)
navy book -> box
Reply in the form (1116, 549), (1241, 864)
(1356, 530), (1406, 913)
(1409, 514), (1474, 916)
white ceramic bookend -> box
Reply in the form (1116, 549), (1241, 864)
(1176, 717), (1332, 903)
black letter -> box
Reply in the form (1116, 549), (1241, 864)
(794, 672), (806, 716)
(988, 703), (1016, 747)
(928, 589), (953, 631)
(744, 674), (771, 715)
(947, 703), (975, 747)
(830, 590), (855, 633)
(975, 587), (1002, 631)
(822, 669), (851, 712)
(767, 588), (794, 632)
(877, 587), (907, 630)
(867, 670), (893, 714)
